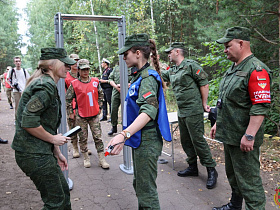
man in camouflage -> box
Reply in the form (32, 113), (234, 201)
(162, 42), (218, 189)
(107, 66), (133, 135)
(211, 26), (271, 210)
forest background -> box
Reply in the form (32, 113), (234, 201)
(0, 0), (279, 135)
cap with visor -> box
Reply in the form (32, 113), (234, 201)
(77, 59), (90, 70)
(117, 33), (150, 55)
(216, 26), (251, 44)
(40, 48), (76, 65)
(165, 42), (185, 53)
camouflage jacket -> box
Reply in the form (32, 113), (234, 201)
(216, 54), (271, 147)
(161, 58), (208, 117)
(12, 74), (61, 154)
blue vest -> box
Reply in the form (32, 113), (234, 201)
(123, 69), (172, 148)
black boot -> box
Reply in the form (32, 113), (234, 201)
(213, 193), (243, 210)
(108, 126), (117, 135)
(0, 138), (8, 144)
(10, 103), (13, 109)
(100, 115), (107, 121)
(177, 162), (198, 177)
(206, 167), (218, 189)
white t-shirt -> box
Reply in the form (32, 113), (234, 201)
(8, 68), (30, 92)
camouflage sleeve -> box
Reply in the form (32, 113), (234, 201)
(190, 62), (209, 87)
(137, 75), (159, 120)
(21, 88), (52, 128)
(65, 84), (76, 115)
(108, 68), (115, 82)
(161, 69), (170, 82)
(98, 84), (103, 108)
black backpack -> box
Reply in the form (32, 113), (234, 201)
(9, 68), (26, 84)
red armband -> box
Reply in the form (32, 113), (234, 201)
(248, 69), (271, 105)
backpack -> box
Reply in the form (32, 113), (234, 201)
(9, 68), (26, 84)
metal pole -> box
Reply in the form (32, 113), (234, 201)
(54, 12), (73, 190)
(118, 16), (133, 175)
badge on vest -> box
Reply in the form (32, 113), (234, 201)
(129, 85), (136, 96)
(92, 81), (98, 87)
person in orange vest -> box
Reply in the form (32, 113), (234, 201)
(1, 66), (13, 109)
(65, 53), (82, 158)
(66, 59), (109, 169)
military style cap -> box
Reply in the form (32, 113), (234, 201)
(77, 59), (90, 70)
(165, 42), (185, 53)
(216, 26), (251, 44)
(69, 54), (80, 60)
(102, 58), (110, 65)
(40, 48), (76, 65)
(117, 33), (150, 55)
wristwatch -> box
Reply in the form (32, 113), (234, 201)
(244, 133), (255, 141)
(122, 130), (131, 140)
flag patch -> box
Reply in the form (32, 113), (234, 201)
(196, 69), (201, 75)
(143, 91), (152, 99)
(257, 76), (266, 81)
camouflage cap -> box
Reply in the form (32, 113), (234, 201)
(69, 54), (80, 60)
(102, 58), (110, 65)
(40, 48), (76, 65)
(165, 42), (185, 53)
(117, 33), (150, 55)
(77, 59), (90, 70)
(216, 26), (251, 44)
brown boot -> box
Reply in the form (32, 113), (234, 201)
(72, 141), (80, 158)
(82, 152), (91, 168)
(98, 152), (110, 169)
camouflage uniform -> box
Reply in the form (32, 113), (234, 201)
(66, 77), (104, 154)
(12, 74), (71, 210)
(108, 66), (121, 127)
(216, 55), (271, 209)
(161, 59), (216, 167)
(108, 66), (132, 127)
(130, 67), (163, 210)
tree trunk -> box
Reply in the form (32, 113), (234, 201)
(90, 0), (102, 75)
(150, 0), (155, 35)
(278, 0), (280, 136)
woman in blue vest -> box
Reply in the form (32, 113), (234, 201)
(106, 33), (171, 209)
(66, 59), (110, 169)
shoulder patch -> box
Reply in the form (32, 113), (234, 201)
(143, 91), (153, 99)
(27, 98), (44, 113)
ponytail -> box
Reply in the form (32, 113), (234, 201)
(149, 39), (167, 89)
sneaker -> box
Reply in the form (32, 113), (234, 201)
(10, 104), (13, 109)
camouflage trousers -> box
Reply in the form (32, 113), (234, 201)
(67, 115), (78, 144)
(178, 114), (216, 167)
(132, 127), (163, 210)
(224, 144), (266, 210)
(15, 151), (71, 210)
(76, 114), (104, 153)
